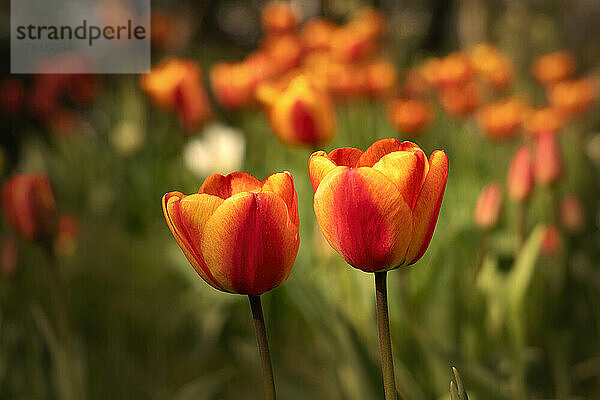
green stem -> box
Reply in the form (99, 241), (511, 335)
(375, 271), (397, 400)
(249, 295), (276, 400)
(516, 201), (528, 255)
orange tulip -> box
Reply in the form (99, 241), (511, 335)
(325, 61), (366, 100)
(258, 75), (336, 147)
(330, 24), (376, 64)
(548, 79), (595, 117)
(309, 138), (448, 271)
(560, 194), (584, 233)
(363, 60), (398, 98)
(522, 106), (566, 137)
(477, 98), (527, 141)
(2, 174), (58, 242)
(431, 52), (474, 90)
(299, 18), (337, 52)
(469, 44), (514, 90)
(210, 62), (256, 110)
(531, 51), (576, 85)
(507, 146), (534, 202)
(261, 34), (303, 73)
(473, 183), (502, 230)
(351, 7), (386, 42)
(261, 1), (298, 35)
(439, 81), (480, 117)
(534, 131), (562, 186)
(162, 171), (299, 295)
(386, 98), (434, 136)
(140, 59), (212, 131)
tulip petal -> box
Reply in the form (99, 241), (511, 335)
(262, 171), (299, 227)
(199, 171), (262, 199)
(357, 138), (423, 167)
(309, 147), (362, 192)
(162, 192), (225, 290)
(314, 167), (413, 272)
(201, 192), (299, 295)
(405, 150), (449, 265)
(372, 150), (427, 209)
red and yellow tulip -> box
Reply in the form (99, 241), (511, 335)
(140, 58), (212, 131)
(258, 75), (336, 147)
(309, 138), (448, 272)
(162, 171), (299, 295)
(2, 174), (59, 242)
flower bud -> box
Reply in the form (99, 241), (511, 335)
(507, 146), (534, 202)
(473, 183), (503, 230)
(534, 131), (562, 186)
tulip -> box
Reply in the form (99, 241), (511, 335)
(473, 183), (502, 230)
(310, 138), (448, 271)
(548, 79), (595, 117)
(469, 44), (514, 90)
(540, 225), (561, 256)
(140, 59), (212, 131)
(2, 174), (59, 242)
(430, 52), (474, 90)
(163, 171), (299, 399)
(351, 8), (386, 41)
(522, 106), (566, 137)
(309, 138), (448, 399)
(261, 34), (303, 73)
(299, 18), (337, 52)
(162, 171), (299, 295)
(261, 1), (298, 35)
(386, 98), (434, 136)
(534, 131), (562, 186)
(402, 66), (431, 98)
(507, 146), (534, 202)
(150, 11), (175, 49)
(439, 82), (480, 118)
(531, 51), (576, 86)
(560, 194), (585, 233)
(477, 98), (527, 141)
(258, 75), (336, 147)
(363, 60), (398, 98)
(0, 78), (25, 116)
(210, 62), (256, 109)
(330, 24), (376, 64)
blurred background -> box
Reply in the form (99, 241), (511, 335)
(1, 0), (600, 399)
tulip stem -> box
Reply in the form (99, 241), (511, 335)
(375, 271), (397, 400)
(248, 295), (276, 400)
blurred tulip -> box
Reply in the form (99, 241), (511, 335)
(523, 106), (566, 137)
(0, 78), (25, 115)
(351, 8), (386, 42)
(531, 51), (576, 86)
(474, 183), (503, 230)
(261, 34), (303, 73)
(477, 98), (526, 141)
(548, 79), (595, 117)
(2, 174), (58, 242)
(431, 52), (474, 90)
(330, 24), (376, 64)
(325, 62), (366, 99)
(402, 66), (431, 98)
(141, 58), (212, 131)
(540, 225), (561, 256)
(1, 235), (18, 275)
(469, 44), (514, 90)
(299, 18), (337, 52)
(261, 1), (298, 35)
(439, 81), (480, 117)
(259, 75), (336, 147)
(150, 11), (175, 48)
(309, 138), (448, 271)
(534, 131), (562, 186)
(210, 62), (256, 109)
(386, 98), (434, 136)
(54, 215), (80, 257)
(560, 194), (585, 233)
(507, 146), (534, 202)
(363, 60), (398, 98)
(162, 171), (299, 295)
(66, 75), (101, 106)
(183, 123), (245, 177)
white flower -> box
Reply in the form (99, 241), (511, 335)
(183, 123), (246, 177)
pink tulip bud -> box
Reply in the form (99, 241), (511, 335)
(507, 146), (534, 202)
(474, 183), (503, 230)
(540, 225), (561, 256)
(560, 194), (584, 233)
(534, 131), (562, 186)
